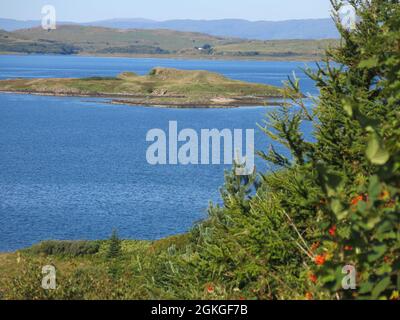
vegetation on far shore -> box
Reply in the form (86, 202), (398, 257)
(0, 0), (399, 300)
(0, 26), (338, 61)
(0, 67), (284, 107)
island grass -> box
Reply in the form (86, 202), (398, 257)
(0, 67), (284, 107)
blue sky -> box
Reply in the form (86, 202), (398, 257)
(0, 0), (333, 22)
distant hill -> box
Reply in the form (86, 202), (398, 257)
(0, 18), (76, 31)
(85, 18), (339, 40)
(0, 29), (78, 55)
(0, 17), (339, 40)
(1, 25), (337, 60)
(10, 25), (235, 53)
(0, 18), (42, 31)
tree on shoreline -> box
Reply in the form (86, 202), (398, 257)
(153, 0), (399, 300)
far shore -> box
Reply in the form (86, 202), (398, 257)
(0, 51), (322, 63)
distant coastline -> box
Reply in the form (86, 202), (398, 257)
(0, 51), (323, 62)
(0, 25), (338, 62)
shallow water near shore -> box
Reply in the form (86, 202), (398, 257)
(0, 55), (317, 252)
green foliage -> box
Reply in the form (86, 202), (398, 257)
(27, 240), (101, 257)
(307, 0), (400, 300)
(96, 45), (170, 55)
(0, 41), (78, 55)
(146, 0), (399, 300)
(258, 0), (400, 299)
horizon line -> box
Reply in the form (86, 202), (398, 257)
(0, 16), (333, 24)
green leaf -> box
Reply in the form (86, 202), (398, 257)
(366, 216), (381, 229)
(376, 264), (392, 276)
(359, 281), (374, 294)
(330, 199), (349, 220)
(359, 57), (379, 68)
(371, 277), (391, 299)
(368, 245), (387, 262)
(368, 175), (381, 200)
(366, 133), (390, 165)
(316, 163), (345, 197)
(342, 100), (353, 117)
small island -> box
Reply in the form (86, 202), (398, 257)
(0, 67), (284, 108)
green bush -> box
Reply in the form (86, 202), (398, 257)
(28, 240), (101, 257)
(148, 0), (399, 300)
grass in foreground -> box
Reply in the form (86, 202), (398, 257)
(0, 236), (201, 300)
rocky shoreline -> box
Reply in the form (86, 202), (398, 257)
(0, 90), (284, 109)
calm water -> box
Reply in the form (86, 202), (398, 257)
(0, 55), (317, 251)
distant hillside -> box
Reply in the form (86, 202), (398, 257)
(0, 29), (78, 55)
(0, 17), (339, 40)
(10, 25), (236, 53)
(0, 25), (338, 60)
(85, 18), (339, 40)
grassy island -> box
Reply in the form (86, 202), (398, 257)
(0, 67), (283, 108)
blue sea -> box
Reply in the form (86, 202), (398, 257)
(0, 55), (318, 252)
